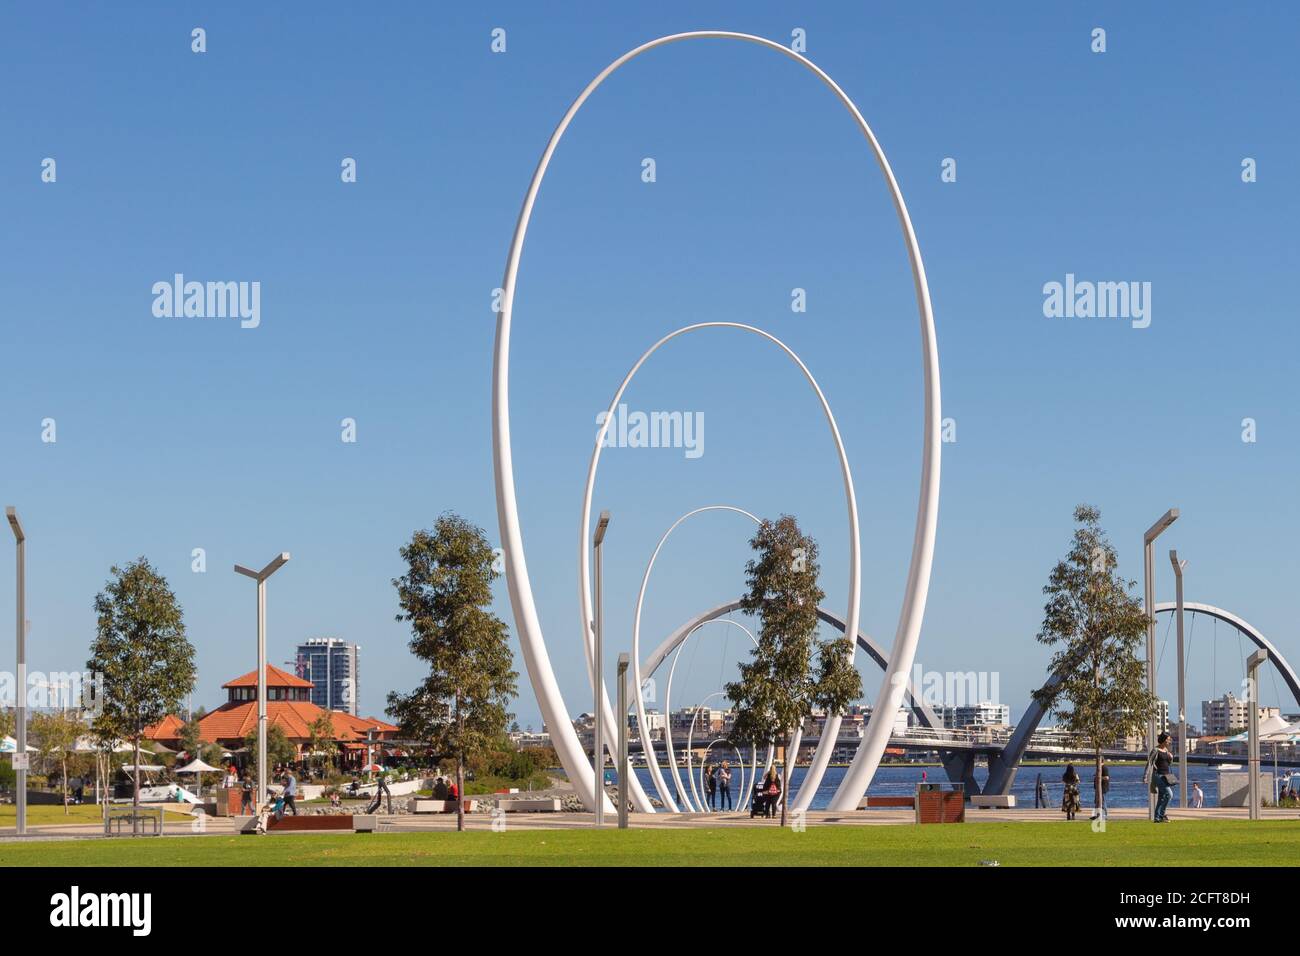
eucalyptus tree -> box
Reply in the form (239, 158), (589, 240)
(1033, 505), (1155, 813)
(86, 558), (196, 812)
(726, 515), (861, 826)
(388, 514), (517, 832)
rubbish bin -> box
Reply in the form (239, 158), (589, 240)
(915, 782), (965, 824)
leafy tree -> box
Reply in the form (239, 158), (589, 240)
(1033, 505), (1156, 812)
(179, 708), (207, 761)
(85, 558), (196, 813)
(30, 710), (82, 814)
(243, 724), (296, 771)
(0, 707), (14, 740)
(306, 712), (338, 771)
(387, 514), (517, 832)
(726, 516), (862, 825)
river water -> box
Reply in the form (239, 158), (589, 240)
(632, 761), (1287, 810)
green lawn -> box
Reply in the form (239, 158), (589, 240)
(0, 804), (191, 826)
(2, 819), (1298, 866)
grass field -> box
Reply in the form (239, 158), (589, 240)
(0, 804), (191, 826)
(2, 819), (1298, 866)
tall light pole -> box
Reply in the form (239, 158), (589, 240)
(592, 511), (609, 827)
(234, 552), (290, 809)
(1246, 648), (1268, 821)
(5, 507), (26, 836)
(1169, 550), (1188, 808)
(1143, 508), (1178, 820)
(617, 652), (629, 829)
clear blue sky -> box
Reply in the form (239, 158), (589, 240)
(1, 2), (1297, 728)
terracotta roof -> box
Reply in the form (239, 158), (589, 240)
(223, 664), (313, 689)
(142, 714), (186, 741)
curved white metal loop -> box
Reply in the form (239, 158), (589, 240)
(493, 31), (941, 813)
(685, 691), (729, 811)
(580, 322), (860, 815)
(662, 618), (759, 811)
(632, 504), (760, 811)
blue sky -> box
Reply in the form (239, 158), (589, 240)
(1, 2), (1297, 728)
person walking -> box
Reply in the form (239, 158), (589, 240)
(761, 768), (781, 819)
(1191, 781), (1205, 809)
(1100, 761), (1111, 810)
(377, 768), (392, 813)
(704, 764), (717, 810)
(1146, 732), (1176, 822)
(282, 768), (298, 816)
(718, 762), (733, 811)
(1034, 772), (1048, 809)
(239, 771), (254, 815)
(1061, 763), (1081, 821)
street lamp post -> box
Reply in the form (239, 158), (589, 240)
(1143, 508), (1178, 820)
(234, 552), (290, 809)
(1169, 550), (1188, 808)
(1246, 648), (1268, 821)
(5, 507), (26, 837)
(592, 510), (609, 827)
(617, 652), (629, 830)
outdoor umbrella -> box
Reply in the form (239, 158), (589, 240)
(176, 757), (222, 798)
(1, 735), (37, 753)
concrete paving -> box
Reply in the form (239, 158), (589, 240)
(2, 804), (1296, 840)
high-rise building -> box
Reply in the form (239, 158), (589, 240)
(292, 638), (360, 716)
(939, 702), (1011, 729)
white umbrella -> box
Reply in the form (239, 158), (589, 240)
(1, 736), (37, 753)
(176, 758), (222, 774)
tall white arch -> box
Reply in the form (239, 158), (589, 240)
(632, 505), (760, 811)
(661, 618), (760, 811)
(492, 31), (942, 813)
(583, 322), (859, 815)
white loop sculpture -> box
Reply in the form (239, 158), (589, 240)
(632, 505), (760, 811)
(581, 322), (859, 814)
(492, 31), (941, 814)
(661, 618), (761, 811)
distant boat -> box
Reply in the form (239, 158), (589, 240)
(1212, 763), (1242, 771)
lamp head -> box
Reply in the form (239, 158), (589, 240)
(1145, 508), (1179, 543)
(6, 507), (24, 543)
(594, 511), (610, 547)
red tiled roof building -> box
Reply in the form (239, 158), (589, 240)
(144, 664), (398, 765)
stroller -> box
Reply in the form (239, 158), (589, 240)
(750, 782), (769, 818)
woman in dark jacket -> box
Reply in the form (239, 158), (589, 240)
(1061, 764), (1082, 820)
(1149, 732), (1175, 822)
(761, 768), (781, 819)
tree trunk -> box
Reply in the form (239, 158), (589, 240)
(780, 731), (790, 827)
(132, 734), (141, 836)
(455, 694), (465, 833)
(456, 754), (465, 832)
(61, 753), (68, 815)
(1095, 748), (1104, 815)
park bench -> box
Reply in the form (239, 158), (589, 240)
(236, 814), (377, 834)
(496, 797), (561, 812)
(858, 796), (915, 809)
(104, 805), (165, 837)
(407, 798), (480, 814)
(969, 794), (1016, 809)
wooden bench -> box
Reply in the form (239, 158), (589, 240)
(237, 814), (376, 834)
(858, 796), (915, 809)
(496, 797), (561, 812)
(969, 794), (1016, 809)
